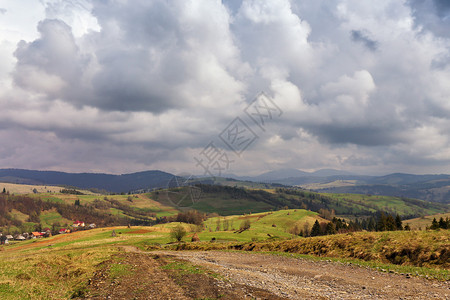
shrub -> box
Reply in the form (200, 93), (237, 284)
(170, 224), (187, 242)
(240, 219), (251, 231)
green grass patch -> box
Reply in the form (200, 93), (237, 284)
(160, 260), (204, 275)
(109, 262), (133, 278)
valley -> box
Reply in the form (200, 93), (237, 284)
(0, 181), (448, 299)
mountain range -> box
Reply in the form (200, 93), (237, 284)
(233, 170), (450, 204)
(0, 168), (449, 203)
(0, 169), (175, 193)
(229, 168), (354, 182)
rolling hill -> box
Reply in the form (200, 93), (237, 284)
(1, 182), (448, 235)
(149, 184), (447, 217)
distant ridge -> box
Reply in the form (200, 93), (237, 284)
(233, 168), (355, 182)
(0, 169), (176, 193)
(221, 169), (450, 204)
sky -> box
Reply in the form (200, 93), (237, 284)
(0, 0), (450, 176)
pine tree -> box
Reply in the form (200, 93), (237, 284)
(377, 212), (387, 231)
(386, 215), (396, 231)
(395, 214), (403, 230)
(367, 217), (376, 231)
(325, 222), (336, 235)
(431, 218), (439, 230)
(311, 220), (322, 236)
(438, 217), (447, 229)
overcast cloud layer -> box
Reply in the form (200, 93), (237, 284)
(0, 0), (449, 176)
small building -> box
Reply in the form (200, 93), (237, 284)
(31, 232), (43, 238)
(15, 235), (26, 241)
(88, 223), (96, 229)
(73, 221), (85, 227)
(58, 228), (67, 234)
(72, 221), (85, 230)
(5, 235), (13, 240)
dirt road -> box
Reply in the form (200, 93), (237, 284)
(84, 248), (449, 299)
(157, 250), (449, 300)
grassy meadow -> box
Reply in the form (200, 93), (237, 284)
(0, 204), (449, 299)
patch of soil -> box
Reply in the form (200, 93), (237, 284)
(155, 254), (285, 300)
(80, 248), (285, 299)
(82, 252), (188, 299)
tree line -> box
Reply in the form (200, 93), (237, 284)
(300, 212), (405, 237)
(429, 217), (449, 230)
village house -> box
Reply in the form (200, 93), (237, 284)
(14, 235), (26, 241)
(31, 232), (43, 238)
(72, 221), (85, 228)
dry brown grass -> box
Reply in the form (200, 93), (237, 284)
(404, 213), (450, 230)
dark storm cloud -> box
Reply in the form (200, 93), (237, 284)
(87, 0), (243, 113)
(433, 0), (450, 18)
(408, 0), (450, 38)
(307, 125), (403, 146)
(351, 30), (378, 51)
(1, 0), (450, 175)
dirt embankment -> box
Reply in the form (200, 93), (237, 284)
(80, 247), (448, 299)
(171, 230), (450, 269)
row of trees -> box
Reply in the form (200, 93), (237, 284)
(429, 217), (449, 230)
(300, 213), (405, 237)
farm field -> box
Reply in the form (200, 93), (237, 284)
(0, 182), (92, 195)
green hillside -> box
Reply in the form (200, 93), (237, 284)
(0, 182), (448, 235)
(151, 185), (448, 218)
(200, 209), (324, 242)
